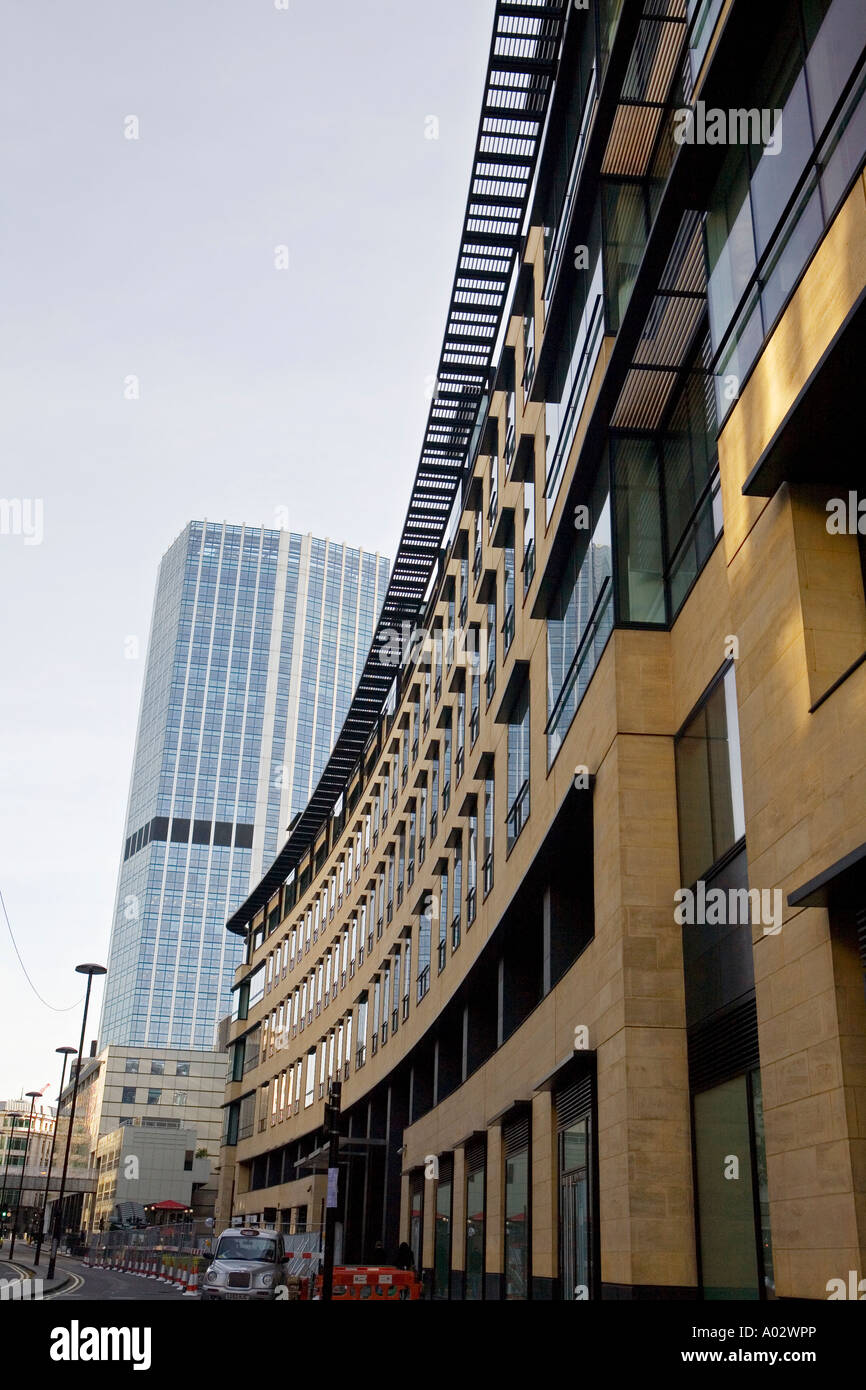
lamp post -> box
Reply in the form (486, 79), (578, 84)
(46, 963), (106, 1280)
(33, 1047), (77, 1268)
(8, 1091), (41, 1262)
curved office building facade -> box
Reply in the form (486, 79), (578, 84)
(218, 0), (866, 1299)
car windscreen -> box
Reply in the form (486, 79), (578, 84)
(215, 1236), (277, 1262)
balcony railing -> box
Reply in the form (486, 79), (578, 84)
(506, 780), (530, 849)
(503, 603), (515, 652)
(523, 536), (536, 593)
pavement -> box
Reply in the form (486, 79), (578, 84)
(1, 1249), (199, 1301)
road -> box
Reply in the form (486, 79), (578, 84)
(0, 1253), (194, 1301)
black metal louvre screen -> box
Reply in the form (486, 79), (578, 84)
(688, 995), (759, 1094)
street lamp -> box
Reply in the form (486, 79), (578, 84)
(46, 963), (106, 1280)
(8, 1091), (41, 1262)
(33, 1047), (77, 1268)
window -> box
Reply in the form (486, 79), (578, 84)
(488, 453), (499, 535)
(693, 1070), (774, 1298)
(547, 478), (613, 764)
(433, 1158), (453, 1300)
(675, 665), (746, 887)
(504, 1117), (530, 1300)
(523, 277), (536, 399)
(705, 0), (866, 424)
(486, 600), (497, 702)
(523, 479), (536, 593)
(442, 719), (452, 813)
(121, 1086), (136, 1105)
(483, 776), (494, 895)
(124, 1058), (139, 1074)
(452, 841), (462, 950)
(304, 1051), (316, 1107)
(503, 521), (516, 655)
(467, 814), (478, 925)
(545, 209), (605, 518)
(147, 1089), (161, 1105)
(438, 873), (449, 972)
(507, 679), (531, 849)
(465, 1141), (486, 1300)
(150, 1059), (165, 1076)
(418, 898), (432, 1001)
(174, 1091), (188, 1106)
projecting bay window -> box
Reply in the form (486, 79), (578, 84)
(417, 897), (432, 1002)
(507, 679), (531, 851)
(467, 814), (478, 925)
(434, 631), (443, 704)
(391, 947), (402, 1033)
(355, 830), (362, 881)
(543, 4), (599, 297)
(387, 854), (395, 925)
(437, 874), (449, 973)
(373, 793), (380, 846)
(523, 277), (535, 399)
(364, 814), (371, 864)
(505, 363), (517, 475)
(523, 479), (536, 594)
(503, 522), (516, 656)
(382, 770), (390, 830)
(356, 994), (368, 1069)
(545, 206), (604, 521)
(452, 840), (463, 952)
(402, 729), (409, 787)
(419, 786), (428, 866)
(456, 690), (466, 784)
(393, 752), (400, 806)
(611, 333), (722, 627)
(403, 935), (412, 1019)
(431, 752), (440, 842)
(470, 670), (480, 747)
(486, 600), (497, 703)
(459, 556), (468, 629)
(483, 776), (494, 896)
(423, 671), (431, 736)
(488, 453), (499, 535)
(371, 976), (381, 1056)
(412, 703), (420, 763)
(381, 964), (391, 1045)
(706, 0), (866, 426)
(447, 593), (456, 669)
(408, 809), (416, 886)
(442, 719), (452, 814)
(473, 507), (483, 587)
(547, 475), (613, 766)
(397, 829), (406, 906)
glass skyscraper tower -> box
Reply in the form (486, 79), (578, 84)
(100, 521), (389, 1050)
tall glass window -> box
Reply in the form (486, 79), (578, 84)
(504, 1141), (530, 1300)
(507, 680), (531, 849)
(675, 664), (746, 887)
(433, 1162), (453, 1301)
(465, 1144), (486, 1300)
(547, 475), (613, 764)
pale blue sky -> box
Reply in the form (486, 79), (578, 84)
(0, 0), (496, 1099)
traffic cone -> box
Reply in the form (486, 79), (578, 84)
(183, 1264), (199, 1296)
